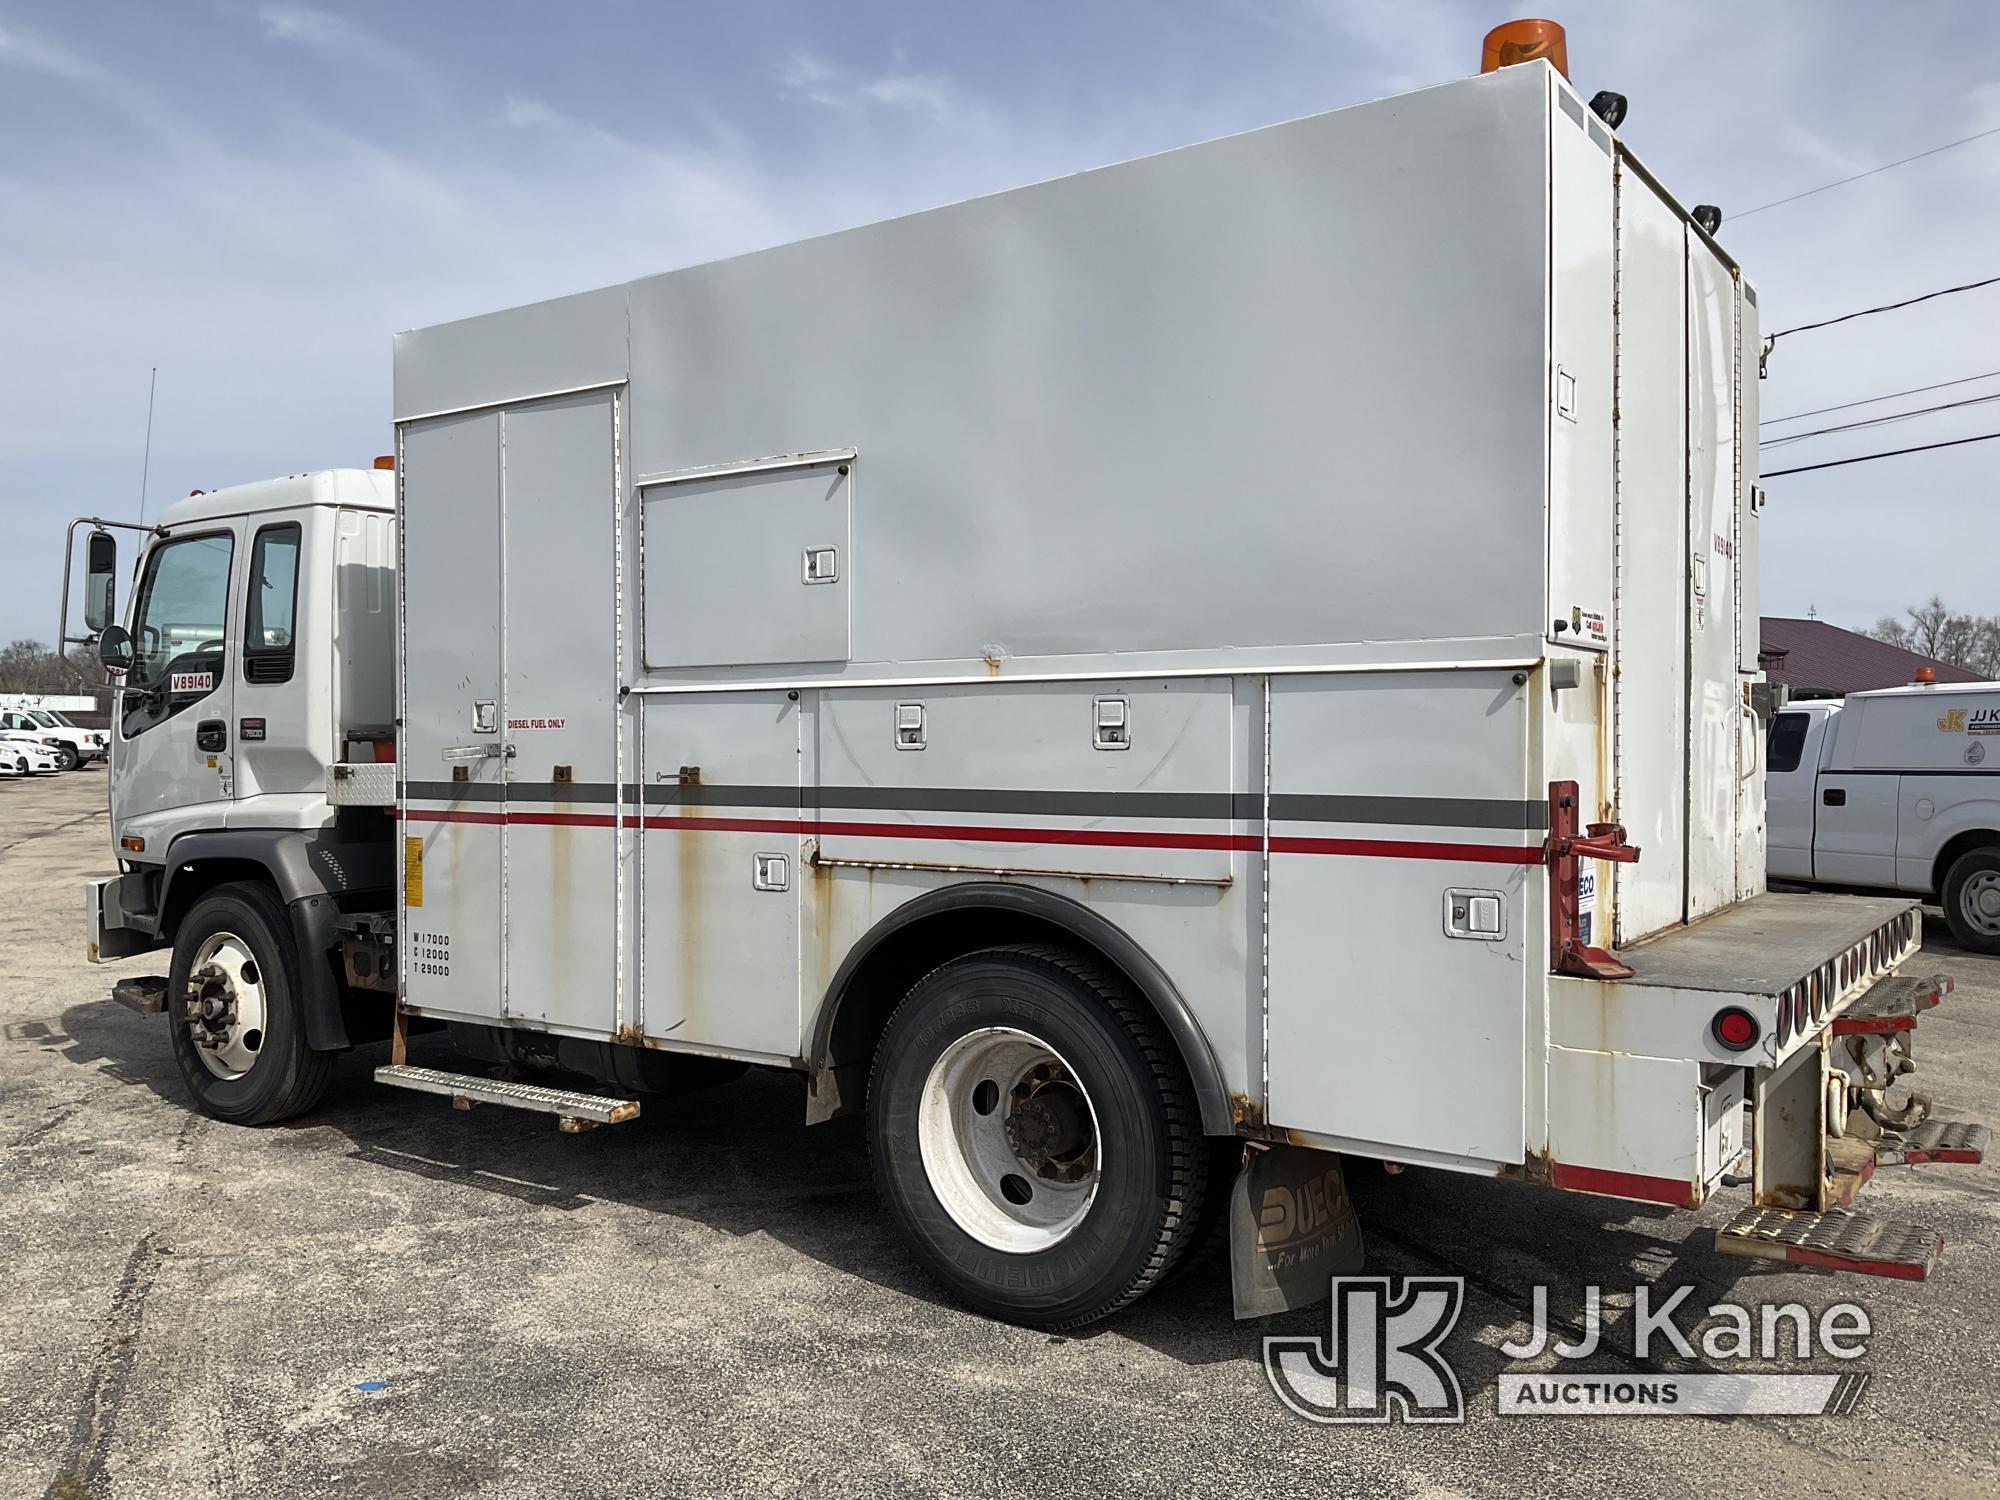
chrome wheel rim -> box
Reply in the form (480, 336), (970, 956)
(183, 930), (269, 1080)
(917, 1027), (1102, 1253)
(1962, 871), (2000, 938)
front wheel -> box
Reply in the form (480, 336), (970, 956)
(166, 881), (334, 1124)
(867, 945), (1215, 1330)
(1942, 848), (2000, 955)
(56, 744), (78, 770)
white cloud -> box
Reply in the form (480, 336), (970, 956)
(776, 50), (964, 122)
(0, 21), (104, 81)
(257, 3), (412, 72)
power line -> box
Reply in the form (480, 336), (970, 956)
(1768, 273), (2000, 345)
(1763, 430), (2000, 478)
(1763, 368), (2000, 426)
(1734, 123), (2000, 219)
(1762, 389), (2000, 447)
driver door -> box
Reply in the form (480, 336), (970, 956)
(113, 525), (240, 839)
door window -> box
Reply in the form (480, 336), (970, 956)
(1767, 712), (1810, 774)
(244, 523), (301, 684)
(123, 532), (233, 738)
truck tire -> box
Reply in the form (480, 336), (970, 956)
(55, 743), (78, 771)
(1941, 848), (2000, 955)
(166, 881), (335, 1125)
(867, 944), (1214, 1329)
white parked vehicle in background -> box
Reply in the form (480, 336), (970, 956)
(0, 731), (63, 776)
(0, 704), (104, 769)
(1768, 680), (2000, 953)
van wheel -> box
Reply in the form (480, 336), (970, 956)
(166, 882), (334, 1124)
(1942, 848), (2000, 955)
(867, 945), (1213, 1330)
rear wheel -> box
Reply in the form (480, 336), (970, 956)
(167, 881), (334, 1124)
(867, 944), (1214, 1329)
(1942, 848), (2000, 955)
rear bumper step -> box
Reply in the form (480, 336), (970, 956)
(1877, 1120), (1989, 1167)
(1716, 1205), (1943, 1281)
(1833, 973), (1953, 1035)
(375, 1064), (639, 1130)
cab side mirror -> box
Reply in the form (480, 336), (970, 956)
(84, 531), (118, 633)
(97, 623), (134, 678)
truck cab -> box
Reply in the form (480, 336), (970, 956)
(77, 468), (399, 1072)
(1767, 684), (2000, 952)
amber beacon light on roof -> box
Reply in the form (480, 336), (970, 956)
(1481, 17), (1569, 78)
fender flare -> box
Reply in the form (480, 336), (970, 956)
(159, 828), (393, 1053)
(807, 880), (1235, 1135)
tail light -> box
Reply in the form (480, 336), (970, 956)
(1711, 1007), (1759, 1053)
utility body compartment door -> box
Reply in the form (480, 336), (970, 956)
(1610, 165), (1689, 942)
(399, 411), (506, 1023)
(1685, 238), (1742, 919)
(1265, 669), (1535, 1165)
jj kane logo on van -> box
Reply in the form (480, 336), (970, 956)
(1265, 1278), (1874, 1422)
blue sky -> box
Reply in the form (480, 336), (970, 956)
(3, 0), (1997, 645)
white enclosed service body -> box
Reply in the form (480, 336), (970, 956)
(381, 57), (1900, 1203)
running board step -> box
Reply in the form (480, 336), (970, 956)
(112, 976), (169, 1015)
(374, 1064), (639, 1130)
(1877, 1119), (1989, 1167)
(1715, 1206), (1943, 1281)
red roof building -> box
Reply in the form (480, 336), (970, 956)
(1758, 617), (1988, 698)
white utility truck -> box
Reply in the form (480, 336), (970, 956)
(64, 53), (1986, 1325)
(1769, 682), (2000, 954)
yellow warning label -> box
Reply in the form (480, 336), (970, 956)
(404, 836), (424, 907)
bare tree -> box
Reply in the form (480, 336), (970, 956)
(1907, 595), (1952, 658)
(0, 638), (109, 707)
(1863, 601), (2000, 679)
(1870, 615), (1914, 650)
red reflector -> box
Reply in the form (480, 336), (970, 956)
(1713, 1007), (1759, 1052)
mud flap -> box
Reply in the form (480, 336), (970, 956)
(1228, 1143), (1365, 1319)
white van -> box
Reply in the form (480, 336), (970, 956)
(1767, 682), (2000, 951)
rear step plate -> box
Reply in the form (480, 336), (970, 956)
(1716, 1206), (1942, 1281)
(1833, 973), (1953, 1035)
(1877, 1120), (1990, 1167)
(375, 1064), (639, 1129)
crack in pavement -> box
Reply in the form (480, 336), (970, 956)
(45, 1231), (165, 1499)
